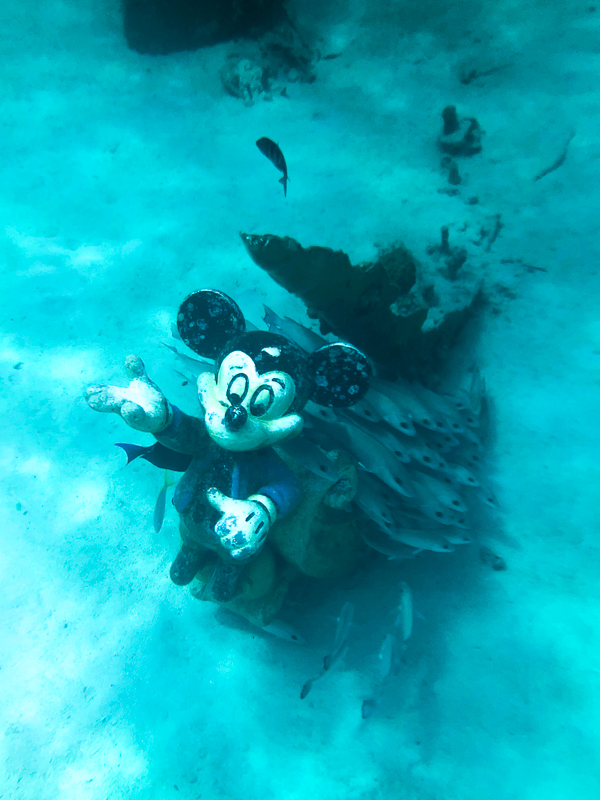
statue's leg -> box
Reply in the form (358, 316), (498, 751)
(170, 544), (212, 585)
(170, 516), (215, 586)
(209, 560), (245, 603)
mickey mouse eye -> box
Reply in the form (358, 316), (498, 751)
(227, 374), (249, 405)
(250, 386), (274, 417)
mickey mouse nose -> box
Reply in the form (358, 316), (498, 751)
(224, 403), (247, 432)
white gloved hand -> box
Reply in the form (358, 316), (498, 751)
(85, 355), (173, 434)
(206, 488), (276, 560)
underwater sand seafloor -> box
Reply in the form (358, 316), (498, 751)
(1, 0), (600, 798)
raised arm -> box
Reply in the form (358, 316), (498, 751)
(85, 355), (207, 454)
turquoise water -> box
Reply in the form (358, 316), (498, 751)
(1, 1), (599, 798)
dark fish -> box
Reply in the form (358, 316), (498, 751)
(256, 137), (289, 196)
(115, 442), (192, 472)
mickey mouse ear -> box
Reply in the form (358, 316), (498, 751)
(309, 343), (372, 407)
(177, 290), (245, 358)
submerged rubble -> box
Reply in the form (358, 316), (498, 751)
(220, 23), (317, 104)
(240, 232), (483, 378)
(438, 105), (483, 157)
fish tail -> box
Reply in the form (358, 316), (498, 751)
(115, 442), (155, 465)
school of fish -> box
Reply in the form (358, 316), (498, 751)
(263, 307), (493, 558)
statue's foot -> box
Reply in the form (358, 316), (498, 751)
(170, 545), (208, 585)
(211, 561), (244, 603)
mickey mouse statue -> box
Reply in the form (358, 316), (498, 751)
(86, 290), (371, 620)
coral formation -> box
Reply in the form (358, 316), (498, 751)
(438, 106), (483, 157)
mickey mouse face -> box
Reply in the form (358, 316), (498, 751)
(217, 350), (296, 421)
(176, 290), (372, 453)
(198, 348), (303, 452)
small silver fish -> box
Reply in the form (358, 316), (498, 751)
(457, 425), (484, 450)
(444, 530), (472, 545)
(403, 435), (449, 471)
(363, 387), (417, 436)
(452, 449), (483, 472)
(410, 383), (468, 435)
(174, 369), (196, 386)
(378, 633), (396, 678)
(320, 641), (350, 676)
(301, 423), (342, 453)
(402, 480), (469, 528)
(441, 373), (484, 427)
(442, 461), (480, 488)
(419, 427), (462, 453)
(300, 603), (352, 698)
(263, 305), (327, 352)
(476, 483), (499, 508)
(362, 697), (378, 719)
(388, 525), (455, 553)
(451, 389), (481, 428)
(340, 413), (412, 463)
(373, 379), (440, 432)
(345, 395), (384, 425)
(355, 485), (397, 534)
(331, 601), (354, 656)
(395, 581), (413, 641)
(450, 388), (472, 413)
(456, 368), (485, 415)
(262, 620), (306, 644)
(278, 436), (340, 482)
(162, 341), (213, 374)
(361, 633), (397, 718)
(154, 470), (175, 533)
(337, 423), (415, 497)
(392, 507), (444, 531)
(361, 527), (422, 559)
(304, 399), (340, 424)
(411, 472), (468, 514)
(470, 369), (485, 413)
(357, 472), (404, 510)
